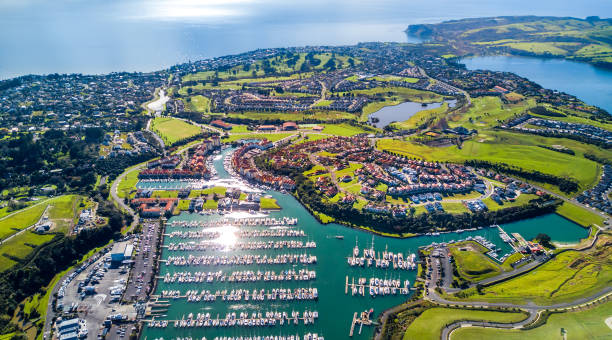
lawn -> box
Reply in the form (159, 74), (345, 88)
(151, 117), (202, 146)
(451, 235), (612, 305)
(313, 100), (333, 107)
(189, 187), (227, 198)
(482, 193), (539, 211)
(402, 307), (527, 340)
(187, 95), (210, 112)
(177, 199), (190, 211)
(47, 195), (81, 233)
(260, 198), (281, 210)
(453, 300), (612, 340)
(321, 124), (374, 136)
(116, 167), (141, 199)
(202, 199), (219, 210)
(555, 201), (604, 227)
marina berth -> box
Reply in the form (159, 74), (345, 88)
(164, 253), (318, 266)
(166, 229), (307, 239)
(158, 287), (319, 302)
(165, 240), (317, 251)
(345, 276), (411, 297)
(161, 269), (316, 283)
(158, 310), (319, 328)
(170, 335), (324, 340)
(168, 217), (298, 228)
(347, 242), (416, 270)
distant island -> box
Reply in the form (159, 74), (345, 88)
(407, 16), (612, 68)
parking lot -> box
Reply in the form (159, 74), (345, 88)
(58, 240), (137, 339)
(123, 220), (161, 305)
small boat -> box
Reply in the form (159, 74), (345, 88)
(335, 235), (344, 240)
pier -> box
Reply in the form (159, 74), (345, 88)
(168, 217), (298, 228)
(148, 310), (320, 328)
(344, 276), (411, 297)
(159, 269), (316, 283)
(164, 253), (317, 266)
(349, 309), (374, 337)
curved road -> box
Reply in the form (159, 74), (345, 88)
(110, 164), (146, 231)
(431, 287), (612, 339)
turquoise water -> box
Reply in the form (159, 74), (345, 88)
(462, 55), (612, 113)
(2, 1), (611, 78)
(141, 148), (589, 340)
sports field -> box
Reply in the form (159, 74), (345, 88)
(151, 117), (202, 145)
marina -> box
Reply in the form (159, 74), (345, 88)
(143, 147), (591, 340)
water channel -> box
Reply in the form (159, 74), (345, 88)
(142, 147), (588, 340)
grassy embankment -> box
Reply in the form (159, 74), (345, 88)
(555, 201), (605, 227)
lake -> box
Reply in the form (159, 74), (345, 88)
(1, 0), (611, 79)
(462, 55), (612, 113)
(369, 100), (457, 127)
(141, 147), (589, 340)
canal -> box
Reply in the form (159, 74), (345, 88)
(142, 147), (588, 340)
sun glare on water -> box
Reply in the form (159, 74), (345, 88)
(213, 225), (238, 250)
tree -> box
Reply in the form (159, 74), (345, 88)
(535, 233), (553, 248)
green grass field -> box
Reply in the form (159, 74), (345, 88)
(402, 307), (526, 340)
(151, 117), (202, 146)
(117, 167), (141, 199)
(555, 202), (605, 227)
(452, 300), (612, 340)
(187, 95), (210, 112)
(260, 198), (280, 210)
(0, 202), (48, 240)
(321, 124), (374, 136)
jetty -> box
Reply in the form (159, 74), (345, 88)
(349, 309), (374, 336)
